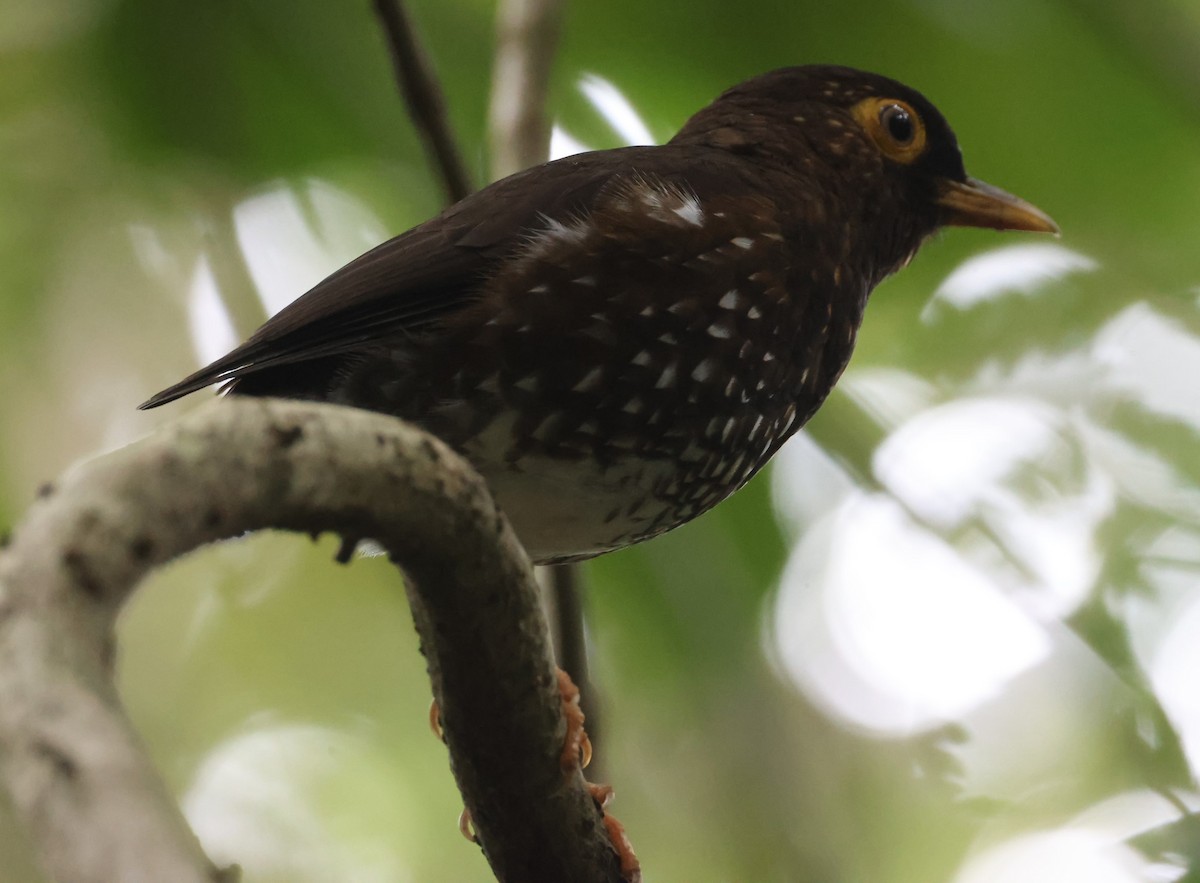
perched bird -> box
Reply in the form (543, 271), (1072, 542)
(141, 65), (1057, 564)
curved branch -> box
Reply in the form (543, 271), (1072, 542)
(0, 398), (623, 883)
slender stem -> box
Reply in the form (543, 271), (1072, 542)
(373, 0), (474, 203)
(544, 563), (603, 777)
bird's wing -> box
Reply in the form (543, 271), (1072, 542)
(139, 148), (685, 409)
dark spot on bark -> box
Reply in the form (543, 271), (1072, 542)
(272, 424), (304, 449)
(62, 549), (104, 600)
(213, 864), (241, 883)
(419, 437), (442, 464)
(129, 535), (154, 561)
(99, 634), (117, 672)
(375, 433), (387, 446)
(36, 481), (55, 499)
(35, 741), (77, 780)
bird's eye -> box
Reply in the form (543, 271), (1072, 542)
(880, 104), (914, 144)
(850, 97), (927, 163)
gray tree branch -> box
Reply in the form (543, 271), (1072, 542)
(0, 398), (623, 883)
(487, 0), (566, 180)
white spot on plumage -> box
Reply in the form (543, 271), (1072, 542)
(679, 441), (706, 464)
(747, 305), (763, 320)
(656, 362), (678, 389)
(530, 284), (550, 294)
(639, 305), (655, 317)
(672, 197), (704, 227)
(731, 236), (754, 250)
(764, 232), (785, 242)
(718, 289), (741, 310)
(514, 375), (539, 392)
(658, 331), (678, 345)
(574, 275), (598, 287)
(540, 216), (589, 246)
(667, 301), (689, 315)
(573, 367), (603, 392)
(763, 351), (776, 362)
(724, 377), (738, 398)
(632, 350), (652, 367)
(637, 186), (664, 210)
(721, 418), (737, 443)
(622, 397), (645, 415)
(707, 320), (732, 339)
(691, 359), (716, 383)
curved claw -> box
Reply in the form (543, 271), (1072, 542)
(557, 668), (589, 773)
(429, 699), (444, 742)
(587, 783), (641, 882)
(458, 807), (478, 844)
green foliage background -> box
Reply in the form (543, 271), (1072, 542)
(3, 0), (1199, 881)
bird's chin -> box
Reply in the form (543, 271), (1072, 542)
(936, 177), (1059, 235)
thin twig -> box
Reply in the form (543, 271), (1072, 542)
(373, 0), (474, 202)
(0, 399), (625, 883)
(487, 0), (566, 179)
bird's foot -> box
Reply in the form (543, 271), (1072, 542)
(557, 667), (593, 772)
(433, 670), (638, 880)
(587, 781), (642, 882)
(558, 669), (640, 882)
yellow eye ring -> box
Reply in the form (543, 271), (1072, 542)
(851, 97), (927, 164)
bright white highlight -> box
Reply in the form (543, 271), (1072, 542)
(772, 492), (1050, 733)
(550, 74), (658, 160)
(186, 255), (238, 370)
(233, 180), (389, 318)
(953, 791), (1192, 883)
(924, 243), (1097, 318)
(578, 74), (656, 146)
(549, 124), (590, 161)
(1094, 302), (1200, 432)
(184, 723), (413, 883)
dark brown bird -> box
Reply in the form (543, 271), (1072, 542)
(141, 65), (1057, 564)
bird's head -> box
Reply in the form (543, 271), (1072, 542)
(672, 65), (1057, 275)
